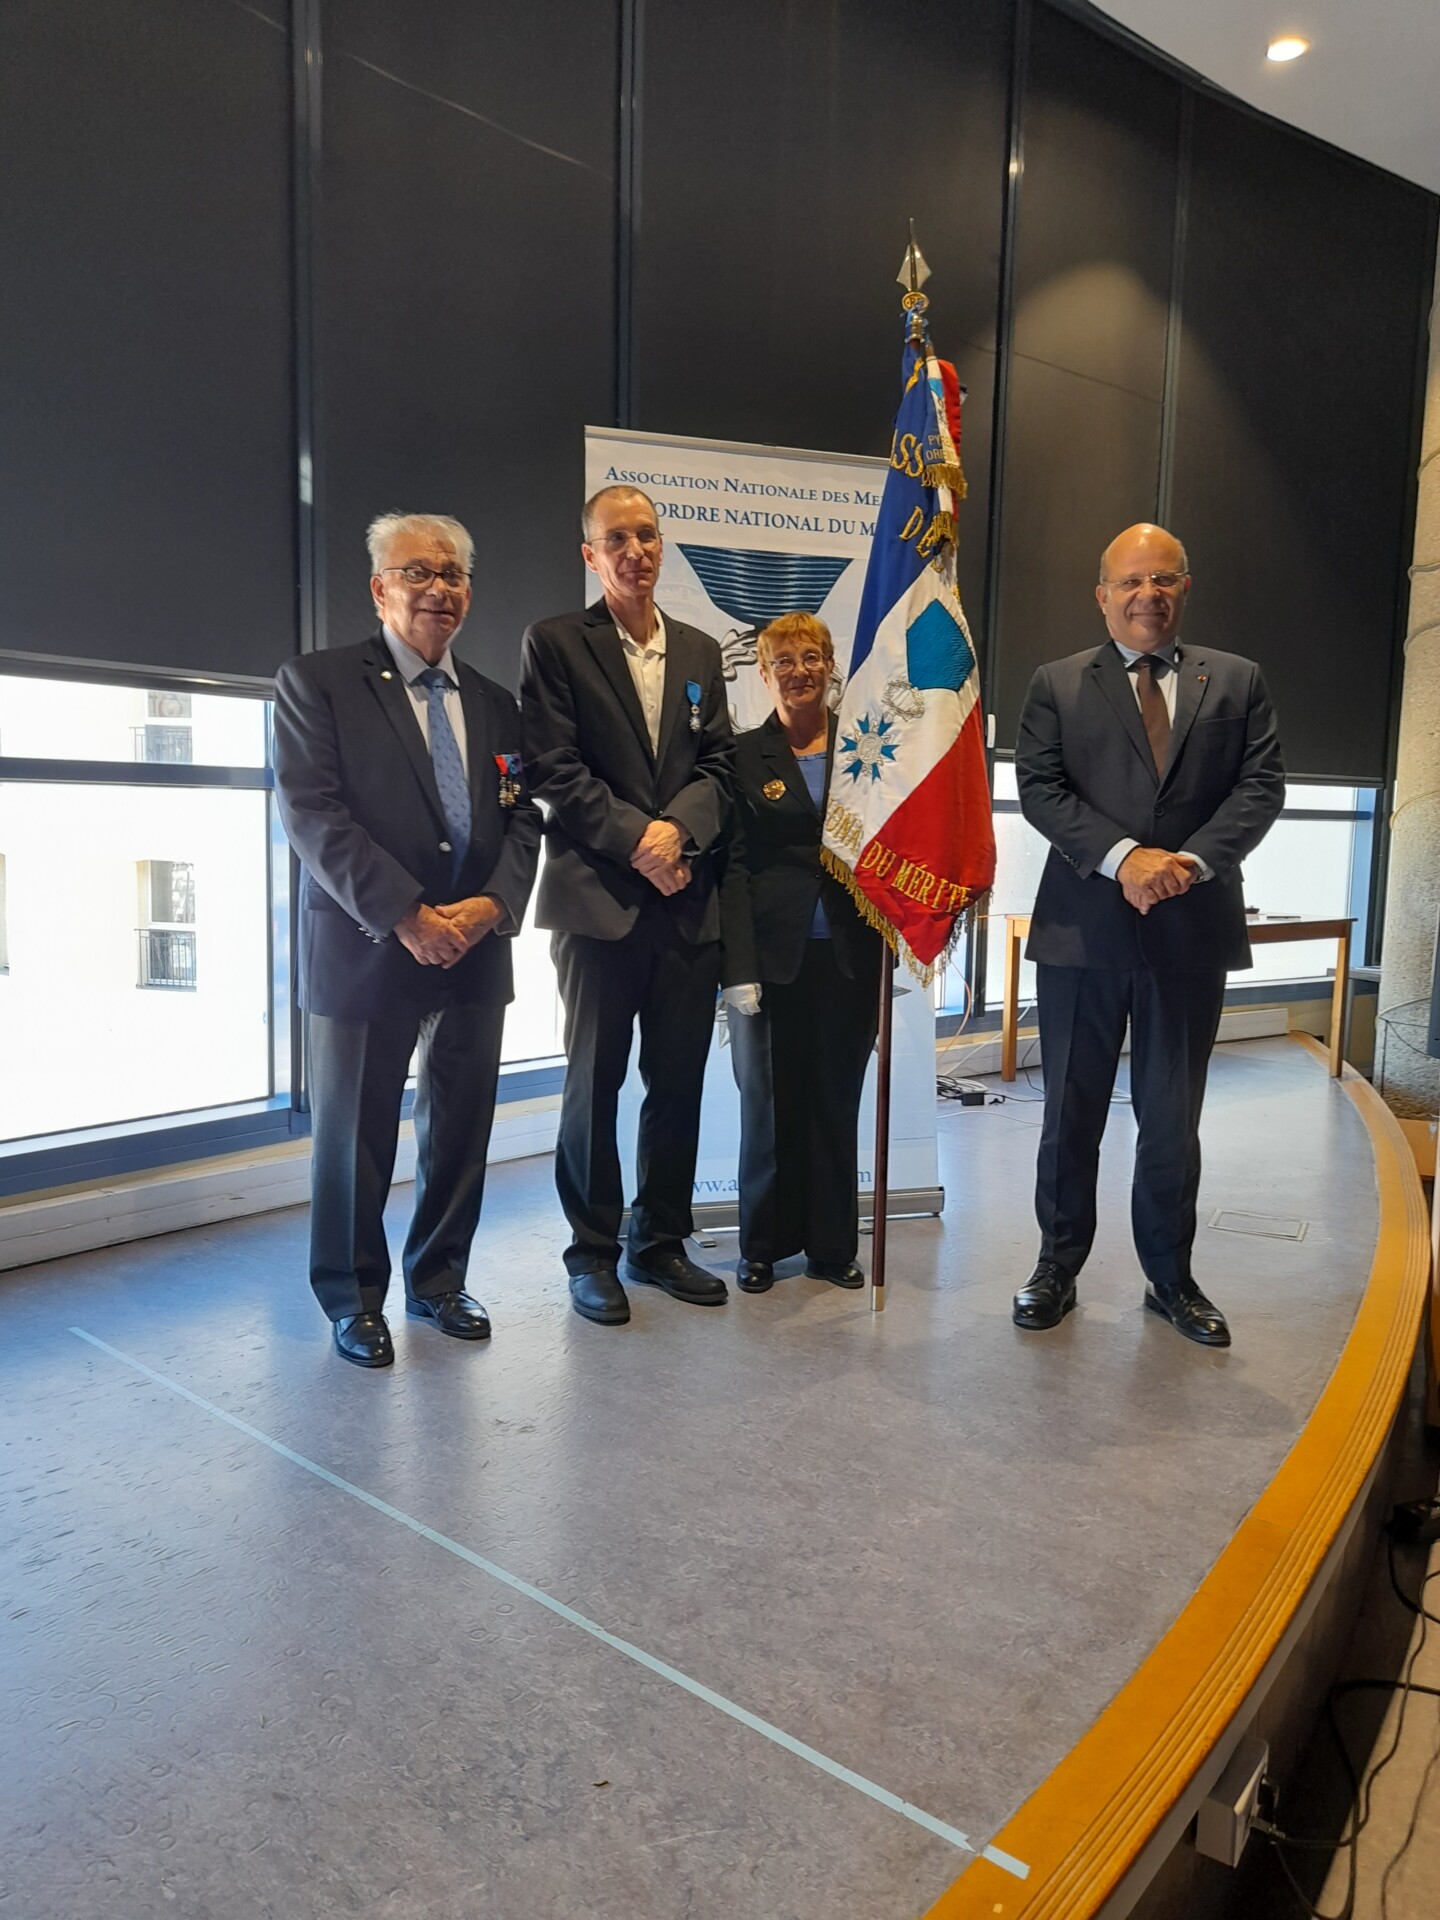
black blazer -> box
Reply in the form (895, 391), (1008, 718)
(273, 635), (541, 1020)
(518, 599), (734, 943)
(1015, 639), (1285, 972)
(720, 711), (883, 988)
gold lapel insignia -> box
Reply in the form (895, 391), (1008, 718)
(762, 778), (786, 801)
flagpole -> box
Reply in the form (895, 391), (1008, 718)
(869, 223), (927, 1318)
(870, 945), (895, 1313)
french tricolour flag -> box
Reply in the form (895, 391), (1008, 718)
(821, 311), (996, 979)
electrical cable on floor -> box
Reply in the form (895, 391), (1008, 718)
(935, 978), (1041, 1107)
(1379, 1699), (1440, 1918)
(996, 1000), (1136, 1108)
(936, 978), (994, 1104)
(1007, 1003), (1047, 1102)
(1257, 1537), (1440, 1919)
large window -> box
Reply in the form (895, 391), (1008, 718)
(0, 664), (562, 1159)
(0, 673), (273, 1143)
(936, 764), (1374, 1018)
(0, 676), (266, 766)
(501, 903), (565, 1066)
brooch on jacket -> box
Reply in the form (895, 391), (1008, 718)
(686, 679), (702, 733)
(762, 779), (786, 801)
(494, 752), (523, 808)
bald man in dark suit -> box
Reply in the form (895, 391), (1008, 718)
(1013, 523), (1284, 1348)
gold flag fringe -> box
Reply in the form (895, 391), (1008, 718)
(922, 461), (968, 499)
(820, 845), (992, 990)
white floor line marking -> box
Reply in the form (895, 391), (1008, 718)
(71, 1328), (1027, 1880)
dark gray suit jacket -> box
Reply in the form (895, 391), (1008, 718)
(273, 635), (541, 1020)
(1015, 638), (1285, 972)
(518, 599), (734, 943)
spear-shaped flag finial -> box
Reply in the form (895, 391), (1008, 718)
(897, 219), (931, 295)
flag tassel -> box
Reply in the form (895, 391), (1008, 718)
(818, 844), (988, 989)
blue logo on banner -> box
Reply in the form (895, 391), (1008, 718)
(677, 545), (851, 627)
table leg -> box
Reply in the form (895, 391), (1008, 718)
(1328, 928), (1351, 1076)
(1002, 919), (1021, 1082)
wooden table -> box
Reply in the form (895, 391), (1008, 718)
(1000, 913), (1355, 1080)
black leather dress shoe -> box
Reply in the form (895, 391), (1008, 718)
(569, 1268), (630, 1326)
(806, 1259), (865, 1289)
(735, 1258), (774, 1294)
(1012, 1260), (1077, 1330)
(333, 1312), (394, 1368)
(1145, 1279), (1231, 1348)
(623, 1251), (728, 1306)
(406, 1291), (491, 1339)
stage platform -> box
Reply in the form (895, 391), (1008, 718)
(1, 1035), (1428, 1919)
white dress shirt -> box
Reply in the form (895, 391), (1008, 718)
(1099, 639), (1211, 883)
(614, 610), (667, 755)
(382, 625), (470, 777)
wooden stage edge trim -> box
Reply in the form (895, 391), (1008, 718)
(924, 1033), (1432, 1920)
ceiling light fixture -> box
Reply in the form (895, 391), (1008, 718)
(1266, 36), (1310, 62)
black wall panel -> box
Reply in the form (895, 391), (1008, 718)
(1170, 97), (1436, 779)
(0, 0), (294, 679)
(316, 0), (619, 688)
(993, 3), (1181, 739)
(0, 0), (1433, 785)
(633, 0), (1010, 627)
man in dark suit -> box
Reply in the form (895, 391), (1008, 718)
(519, 485), (734, 1327)
(1013, 523), (1284, 1347)
(273, 513), (540, 1368)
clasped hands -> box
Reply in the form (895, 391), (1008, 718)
(1117, 846), (1197, 916)
(394, 895), (505, 967)
(629, 818), (691, 896)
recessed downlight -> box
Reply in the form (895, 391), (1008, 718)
(1266, 36), (1310, 62)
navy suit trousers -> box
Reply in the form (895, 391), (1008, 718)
(1034, 962), (1226, 1291)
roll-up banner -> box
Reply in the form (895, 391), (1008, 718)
(586, 426), (942, 1222)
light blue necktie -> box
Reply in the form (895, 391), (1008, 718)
(416, 667), (471, 887)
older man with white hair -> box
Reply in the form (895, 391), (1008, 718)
(273, 513), (540, 1367)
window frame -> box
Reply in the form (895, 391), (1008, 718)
(0, 656), (286, 1169)
(940, 756), (1382, 1021)
(0, 654), (562, 1194)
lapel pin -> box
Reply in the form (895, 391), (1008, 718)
(380, 669), (393, 681)
(686, 678), (702, 734)
(762, 778), (786, 801)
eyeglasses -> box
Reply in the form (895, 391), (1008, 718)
(592, 527), (661, 553)
(1101, 571), (1187, 593)
(767, 652), (828, 676)
(381, 564), (471, 589)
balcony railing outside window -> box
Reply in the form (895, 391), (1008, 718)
(137, 927), (197, 991)
(134, 724), (193, 765)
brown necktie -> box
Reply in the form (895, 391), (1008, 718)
(1133, 656), (1171, 774)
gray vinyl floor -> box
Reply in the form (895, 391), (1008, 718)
(0, 1037), (1382, 1920)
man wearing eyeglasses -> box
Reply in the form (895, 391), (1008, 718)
(1012, 522), (1284, 1348)
(519, 486), (734, 1327)
(273, 513), (540, 1368)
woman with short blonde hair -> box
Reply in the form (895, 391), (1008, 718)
(719, 612), (881, 1294)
